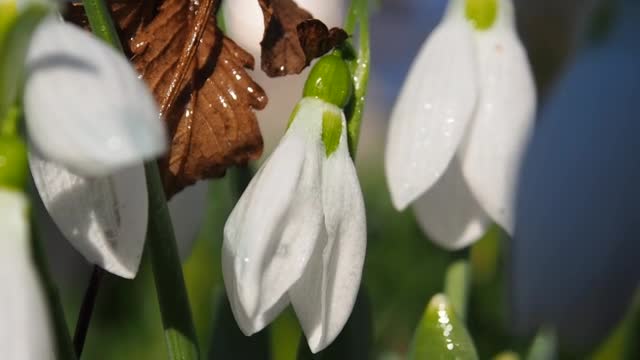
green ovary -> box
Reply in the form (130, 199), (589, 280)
(465, 0), (498, 30)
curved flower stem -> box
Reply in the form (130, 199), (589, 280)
(73, 266), (105, 357)
(81, 2), (200, 359)
(145, 162), (199, 359)
(344, 0), (370, 157)
(444, 258), (471, 322)
(81, 0), (123, 52)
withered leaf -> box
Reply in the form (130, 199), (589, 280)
(258, 0), (348, 77)
(67, 0), (268, 197)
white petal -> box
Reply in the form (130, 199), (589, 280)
(29, 153), (148, 278)
(413, 157), (491, 250)
(290, 107), (367, 353)
(511, 10), (640, 347)
(459, 0), (536, 234)
(0, 190), (55, 360)
(385, 0), (478, 210)
(222, 98), (327, 335)
(24, 19), (166, 177)
(168, 181), (209, 261)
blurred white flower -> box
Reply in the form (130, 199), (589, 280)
(222, 97), (366, 353)
(0, 189), (55, 360)
(385, 0), (536, 249)
(21, 17), (196, 278)
(25, 18), (166, 176)
(511, 0), (640, 348)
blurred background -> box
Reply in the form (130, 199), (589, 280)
(35, 0), (639, 358)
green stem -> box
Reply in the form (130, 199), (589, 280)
(444, 259), (471, 322)
(145, 162), (199, 360)
(344, 0), (370, 157)
(80, 0), (123, 52)
(81, 1), (199, 358)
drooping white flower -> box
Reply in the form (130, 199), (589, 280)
(20, 17), (207, 278)
(510, 0), (640, 348)
(222, 95), (366, 353)
(385, 0), (536, 249)
(0, 189), (55, 360)
(24, 18), (166, 176)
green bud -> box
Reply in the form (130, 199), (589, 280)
(466, 0), (498, 30)
(408, 294), (479, 360)
(0, 134), (28, 190)
(322, 108), (343, 157)
(303, 54), (353, 109)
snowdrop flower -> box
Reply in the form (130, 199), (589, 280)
(25, 17), (166, 176)
(511, 0), (640, 348)
(222, 55), (366, 353)
(5, 10), (173, 278)
(385, 0), (536, 249)
(0, 189), (55, 360)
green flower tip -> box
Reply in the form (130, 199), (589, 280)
(465, 0), (498, 30)
(0, 135), (28, 191)
(409, 293), (479, 360)
(303, 54), (353, 109)
(322, 109), (342, 157)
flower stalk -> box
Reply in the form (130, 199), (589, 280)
(444, 259), (471, 322)
(80, 1), (199, 359)
(343, 0), (370, 157)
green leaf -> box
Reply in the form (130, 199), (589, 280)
(297, 288), (373, 360)
(408, 294), (479, 360)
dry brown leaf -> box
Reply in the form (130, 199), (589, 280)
(67, 0), (267, 197)
(258, 0), (348, 77)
